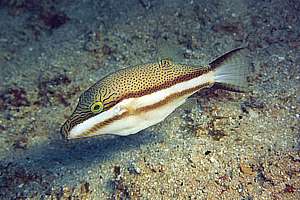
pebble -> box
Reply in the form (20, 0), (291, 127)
(248, 109), (259, 118)
(128, 162), (141, 175)
(240, 163), (255, 176)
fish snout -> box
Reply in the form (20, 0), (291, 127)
(61, 111), (94, 139)
(61, 119), (72, 140)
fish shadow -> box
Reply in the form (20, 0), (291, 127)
(5, 130), (161, 169)
(0, 130), (162, 195)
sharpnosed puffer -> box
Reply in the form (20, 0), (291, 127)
(61, 47), (249, 139)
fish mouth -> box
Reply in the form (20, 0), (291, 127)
(61, 117), (88, 140)
(60, 112), (91, 140)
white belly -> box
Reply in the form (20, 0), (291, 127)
(100, 94), (189, 136)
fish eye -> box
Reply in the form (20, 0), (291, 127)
(91, 101), (104, 113)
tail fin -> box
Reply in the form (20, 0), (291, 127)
(210, 47), (249, 92)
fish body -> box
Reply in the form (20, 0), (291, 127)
(62, 48), (248, 139)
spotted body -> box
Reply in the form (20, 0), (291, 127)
(62, 48), (248, 139)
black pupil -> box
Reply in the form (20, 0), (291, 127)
(94, 104), (101, 111)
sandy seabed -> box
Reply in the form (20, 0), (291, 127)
(0, 0), (299, 199)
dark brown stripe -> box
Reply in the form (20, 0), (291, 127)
(137, 83), (211, 113)
(107, 68), (211, 110)
(83, 82), (212, 137)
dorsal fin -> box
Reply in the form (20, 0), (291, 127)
(209, 47), (245, 70)
(159, 58), (173, 68)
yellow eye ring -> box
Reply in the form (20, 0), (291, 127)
(91, 101), (104, 113)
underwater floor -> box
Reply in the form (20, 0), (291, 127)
(0, 0), (299, 199)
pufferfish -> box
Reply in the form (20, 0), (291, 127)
(61, 47), (249, 139)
